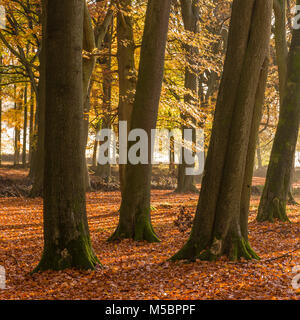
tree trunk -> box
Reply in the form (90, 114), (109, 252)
(30, 1), (113, 195)
(273, 0), (288, 105)
(0, 97), (2, 166)
(29, 84), (35, 165)
(256, 136), (263, 170)
(82, 1), (113, 191)
(34, 0), (99, 272)
(14, 87), (21, 166)
(95, 118), (112, 179)
(176, 0), (200, 193)
(288, 158), (298, 205)
(117, 0), (136, 196)
(109, 0), (172, 242)
(22, 85), (28, 167)
(92, 138), (98, 167)
(95, 23), (113, 180)
(257, 0), (300, 222)
(171, 0), (272, 261)
(274, 0), (297, 206)
(82, 1), (96, 192)
(29, 0), (46, 197)
(0, 56), (2, 166)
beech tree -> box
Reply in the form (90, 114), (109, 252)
(109, 0), (172, 242)
(117, 0), (136, 197)
(171, 0), (272, 261)
(29, 0), (113, 196)
(34, 0), (99, 271)
(257, 0), (300, 222)
(176, 0), (200, 193)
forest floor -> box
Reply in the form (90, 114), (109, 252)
(0, 167), (300, 300)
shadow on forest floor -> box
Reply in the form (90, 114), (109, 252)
(0, 166), (299, 299)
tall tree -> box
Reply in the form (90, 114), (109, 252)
(14, 86), (21, 166)
(257, 0), (300, 222)
(22, 85), (28, 167)
(28, 84), (35, 164)
(34, 0), (99, 271)
(29, 0), (46, 196)
(30, 0), (113, 195)
(0, 56), (2, 166)
(0, 96), (1, 166)
(109, 0), (172, 242)
(273, 0), (297, 205)
(82, 0), (113, 190)
(176, 0), (200, 193)
(117, 0), (136, 196)
(171, 0), (272, 261)
(95, 23), (113, 179)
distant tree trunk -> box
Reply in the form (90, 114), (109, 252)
(82, 1), (96, 192)
(22, 85), (28, 167)
(14, 87), (21, 166)
(82, 1), (113, 191)
(171, 0), (272, 261)
(95, 118), (112, 179)
(14, 128), (20, 165)
(257, 0), (300, 222)
(34, 0), (99, 272)
(273, 0), (288, 105)
(92, 138), (98, 167)
(109, 0), (172, 242)
(256, 136), (263, 170)
(0, 97), (2, 166)
(95, 24), (113, 180)
(169, 135), (175, 174)
(117, 0), (136, 196)
(29, 84), (35, 164)
(176, 0), (200, 193)
(0, 56), (2, 166)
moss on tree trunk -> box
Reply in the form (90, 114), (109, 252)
(109, 0), (171, 242)
(33, 0), (100, 272)
(171, 0), (272, 262)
